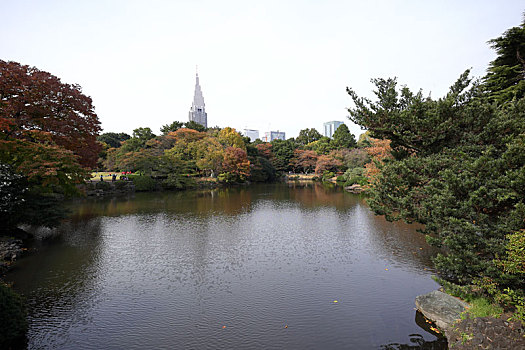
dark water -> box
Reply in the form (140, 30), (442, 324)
(7, 183), (446, 349)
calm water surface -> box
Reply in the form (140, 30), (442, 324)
(8, 183), (446, 349)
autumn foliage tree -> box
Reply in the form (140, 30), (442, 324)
(314, 153), (343, 175)
(0, 60), (101, 229)
(363, 138), (392, 185)
(290, 149), (318, 174)
(219, 147), (250, 183)
(0, 60), (101, 168)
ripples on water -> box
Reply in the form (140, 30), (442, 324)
(8, 183), (446, 349)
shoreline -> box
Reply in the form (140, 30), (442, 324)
(416, 290), (525, 349)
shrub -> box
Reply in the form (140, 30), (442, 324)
(218, 171), (239, 184)
(342, 167), (368, 186)
(114, 180), (129, 190)
(129, 175), (157, 191)
(321, 171), (335, 181)
(345, 176), (368, 186)
(95, 181), (111, 190)
(342, 167), (364, 180)
(162, 174), (196, 190)
(0, 283), (27, 348)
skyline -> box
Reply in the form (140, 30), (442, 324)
(1, 1), (523, 139)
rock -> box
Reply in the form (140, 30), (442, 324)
(344, 184), (364, 193)
(415, 290), (469, 331)
(0, 236), (25, 274)
(447, 313), (525, 349)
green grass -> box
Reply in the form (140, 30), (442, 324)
(462, 297), (503, 319)
(460, 332), (473, 344)
(91, 172), (129, 181)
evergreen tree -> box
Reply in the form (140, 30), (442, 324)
(97, 132), (130, 148)
(270, 139), (297, 172)
(160, 121), (184, 134)
(331, 124), (357, 149)
(184, 120), (207, 132)
(296, 128), (322, 145)
(347, 66), (525, 293)
(484, 16), (525, 104)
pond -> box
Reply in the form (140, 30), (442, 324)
(7, 182), (447, 349)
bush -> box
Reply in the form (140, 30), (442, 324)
(342, 167), (364, 180)
(128, 175), (157, 191)
(218, 171), (239, 184)
(342, 167), (368, 186)
(162, 174), (196, 190)
(114, 180), (129, 190)
(95, 181), (111, 190)
(321, 171), (335, 181)
(437, 276), (525, 324)
(345, 176), (368, 186)
(0, 283), (27, 348)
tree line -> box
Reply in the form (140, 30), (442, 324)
(95, 118), (385, 188)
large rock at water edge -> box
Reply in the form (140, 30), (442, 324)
(415, 290), (469, 330)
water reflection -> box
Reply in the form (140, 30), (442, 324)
(8, 183), (444, 349)
(379, 312), (447, 349)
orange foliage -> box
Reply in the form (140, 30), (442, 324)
(290, 149), (318, 173)
(170, 128), (207, 143)
(222, 147), (250, 180)
(364, 138), (392, 185)
(256, 143), (272, 159)
(315, 154), (343, 175)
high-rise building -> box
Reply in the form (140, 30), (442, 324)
(323, 121), (344, 138)
(243, 129), (259, 142)
(264, 131), (285, 142)
(188, 72), (207, 128)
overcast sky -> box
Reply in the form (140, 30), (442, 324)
(1, 0), (523, 139)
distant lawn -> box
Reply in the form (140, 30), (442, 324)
(91, 171), (129, 182)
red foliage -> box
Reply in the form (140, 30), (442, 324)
(222, 147), (250, 179)
(0, 60), (101, 168)
(315, 154), (343, 175)
(364, 138), (392, 184)
(255, 143), (272, 159)
(290, 149), (318, 173)
(171, 128), (207, 143)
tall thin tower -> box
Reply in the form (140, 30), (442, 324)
(188, 71), (207, 128)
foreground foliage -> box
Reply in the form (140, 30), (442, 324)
(0, 60), (101, 230)
(0, 282), (27, 348)
(347, 18), (525, 318)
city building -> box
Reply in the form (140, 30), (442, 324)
(323, 121), (344, 138)
(243, 129), (259, 142)
(264, 131), (285, 142)
(188, 72), (207, 128)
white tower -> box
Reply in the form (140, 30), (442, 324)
(188, 72), (207, 128)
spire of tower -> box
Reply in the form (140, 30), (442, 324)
(192, 71), (205, 107)
(188, 68), (208, 128)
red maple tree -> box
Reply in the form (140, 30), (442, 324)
(0, 60), (101, 169)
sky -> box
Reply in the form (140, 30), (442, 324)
(1, 0), (523, 139)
